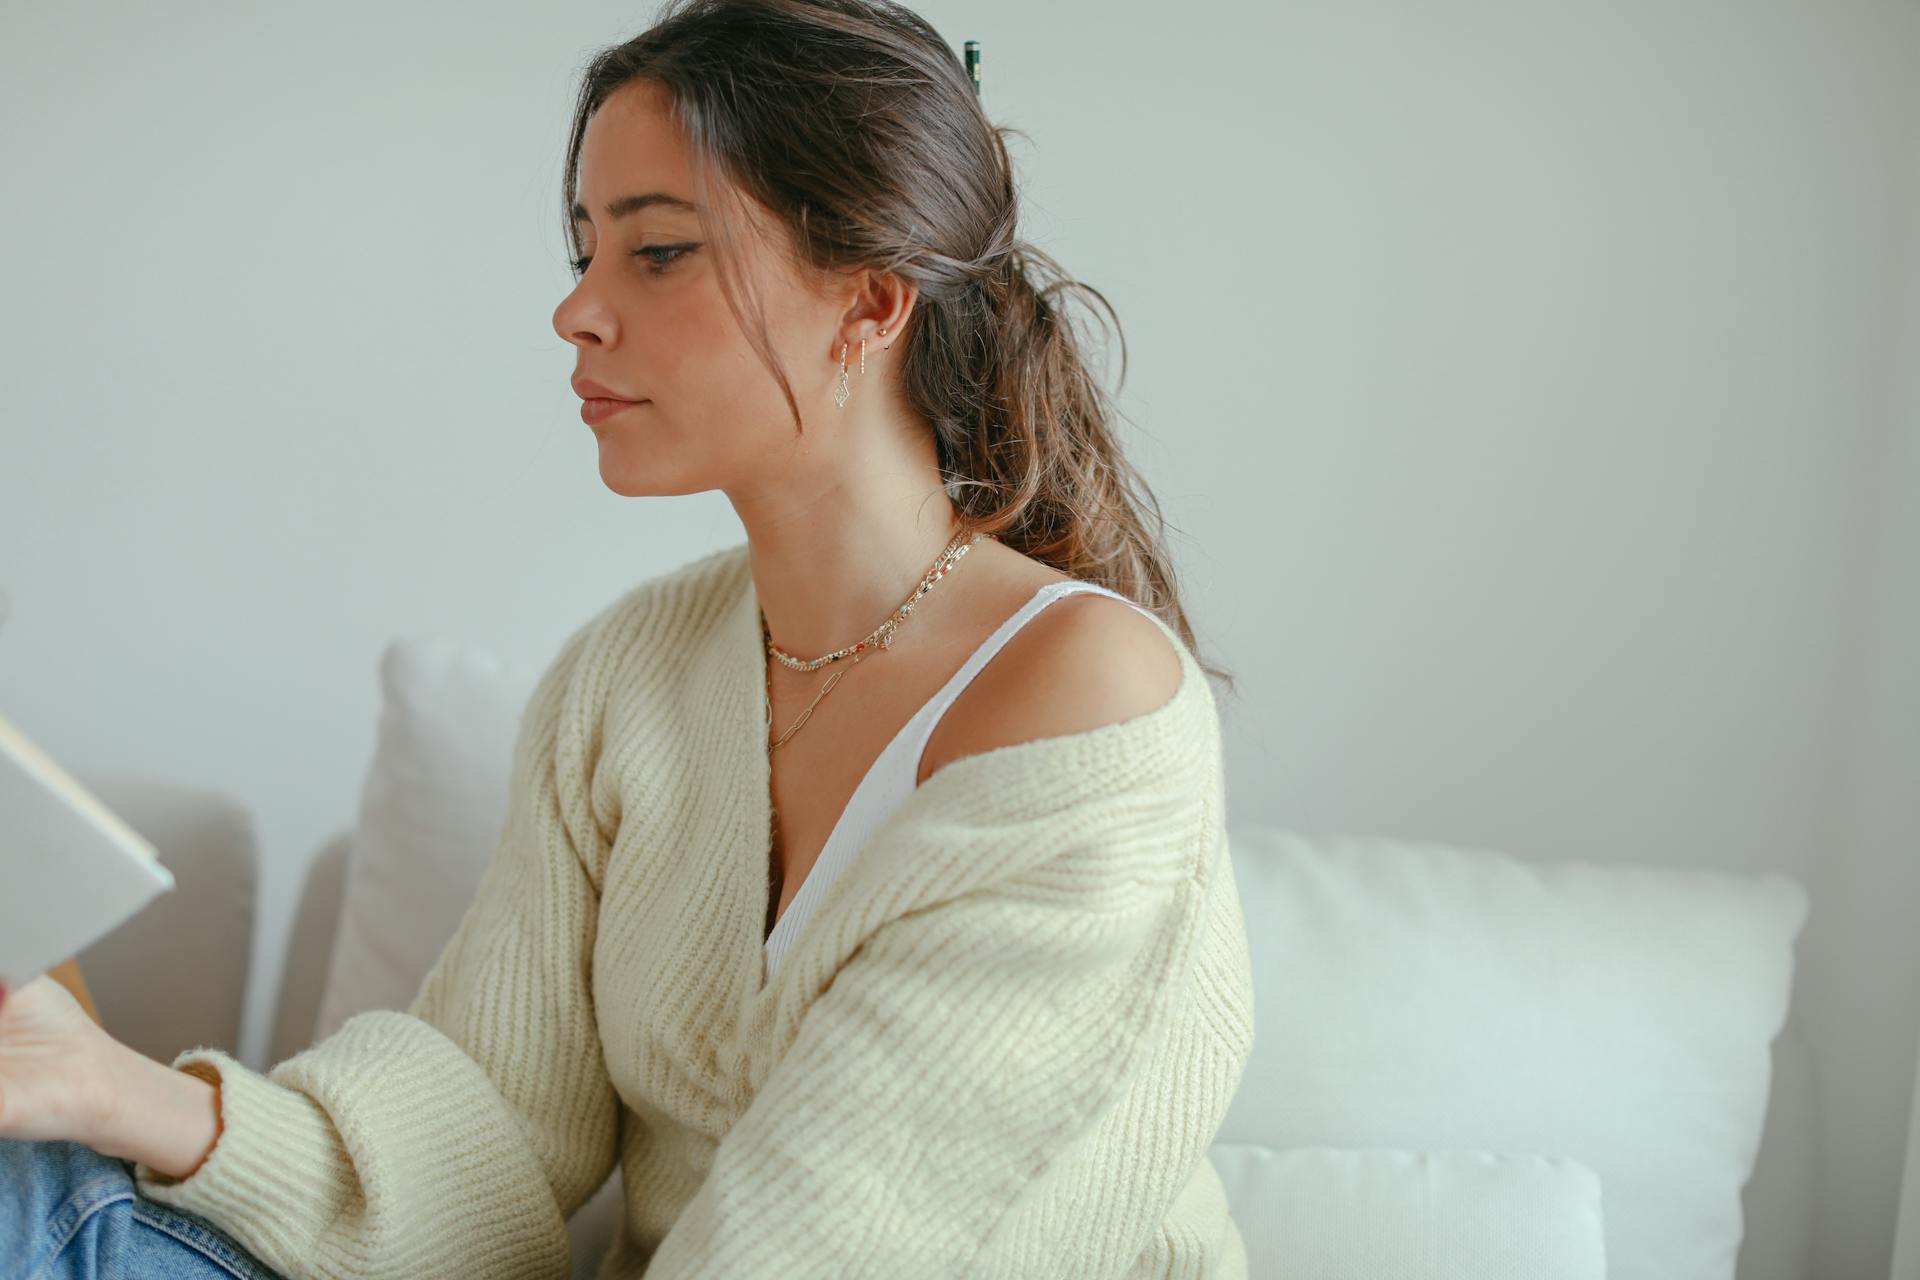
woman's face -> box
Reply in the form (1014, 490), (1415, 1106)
(553, 80), (854, 498)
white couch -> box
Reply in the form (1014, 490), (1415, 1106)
(72, 636), (1817, 1280)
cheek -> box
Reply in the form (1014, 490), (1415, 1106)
(657, 286), (753, 380)
(686, 310), (815, 417)
(646, 269), (831, 433)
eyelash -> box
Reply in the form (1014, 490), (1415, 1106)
(571, 244), (693, 277)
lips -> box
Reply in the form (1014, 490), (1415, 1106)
(580, 396), (647, 427)
(573, 376), (643, 402)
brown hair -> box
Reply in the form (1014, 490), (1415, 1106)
(561, 0), (1236, 703)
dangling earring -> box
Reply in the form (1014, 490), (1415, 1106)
(835, 332), (883, 409)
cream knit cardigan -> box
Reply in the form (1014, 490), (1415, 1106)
(132, 541), (1257, 1279)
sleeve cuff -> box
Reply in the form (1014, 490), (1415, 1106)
(131, 1046), (355, 1265)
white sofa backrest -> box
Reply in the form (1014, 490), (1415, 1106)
(1220, 827), (1810, 1280)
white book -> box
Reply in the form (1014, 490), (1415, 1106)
(0, 709), (176, 988)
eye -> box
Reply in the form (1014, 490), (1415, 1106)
(635, 244), (693, 271)
(570, 244), (695, 278)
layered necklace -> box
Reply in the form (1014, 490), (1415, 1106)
(760, 529), (992, 753)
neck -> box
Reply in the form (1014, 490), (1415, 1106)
(726, 416), (976, 662)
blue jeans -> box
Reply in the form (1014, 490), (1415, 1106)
(1, 1138), (286, 1280)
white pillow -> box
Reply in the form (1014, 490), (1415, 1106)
(1210, 1142), (1606, 1279)
(1219, 829), (1809, 1280)
(312, 636), (539, 1042)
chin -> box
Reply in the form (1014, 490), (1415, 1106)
(598, 466), (659, 498)
(597, 454), (705, 499)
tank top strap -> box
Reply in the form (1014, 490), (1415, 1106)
(894, 579), (1155, 769)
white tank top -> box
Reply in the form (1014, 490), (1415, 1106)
(763, 579), (1160, 981)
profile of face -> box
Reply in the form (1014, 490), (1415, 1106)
(553, 79), (909, 500)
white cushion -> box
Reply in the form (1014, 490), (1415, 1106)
(1219, 829), (1809, 1280)
(312, 636), (539, 1041)
(1210, 1143), (1606, 1279)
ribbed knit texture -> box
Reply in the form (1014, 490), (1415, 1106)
(131, 541), (1257, 1279)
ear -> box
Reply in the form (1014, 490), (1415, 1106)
(837, 268), (918, 353)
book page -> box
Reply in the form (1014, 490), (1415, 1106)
(0, 710), (176, 987)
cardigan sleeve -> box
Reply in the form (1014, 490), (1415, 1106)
(130, 620), (621, 1280)
(641, 780), (1213, 1279)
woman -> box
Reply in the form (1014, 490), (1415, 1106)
(0, 1), (1254, 1275)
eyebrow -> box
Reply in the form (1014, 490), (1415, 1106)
(570, 192), (700, 225)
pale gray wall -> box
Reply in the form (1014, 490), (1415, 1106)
(1826, 16), (1920, 1275)
(2, 2), (1916, 1275)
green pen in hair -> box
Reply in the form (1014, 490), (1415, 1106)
(964, 40), (980, 96)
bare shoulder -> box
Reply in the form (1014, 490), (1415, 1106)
(918, 590), (1186, 784)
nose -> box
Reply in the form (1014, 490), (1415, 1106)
(553, 283), (612, 351)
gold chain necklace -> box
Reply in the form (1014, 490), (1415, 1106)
(761, 529), (990, 753)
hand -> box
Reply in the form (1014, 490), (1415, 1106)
(0, 975), (124, 1147)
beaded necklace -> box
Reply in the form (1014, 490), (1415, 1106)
(760, 529), (991, 754)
